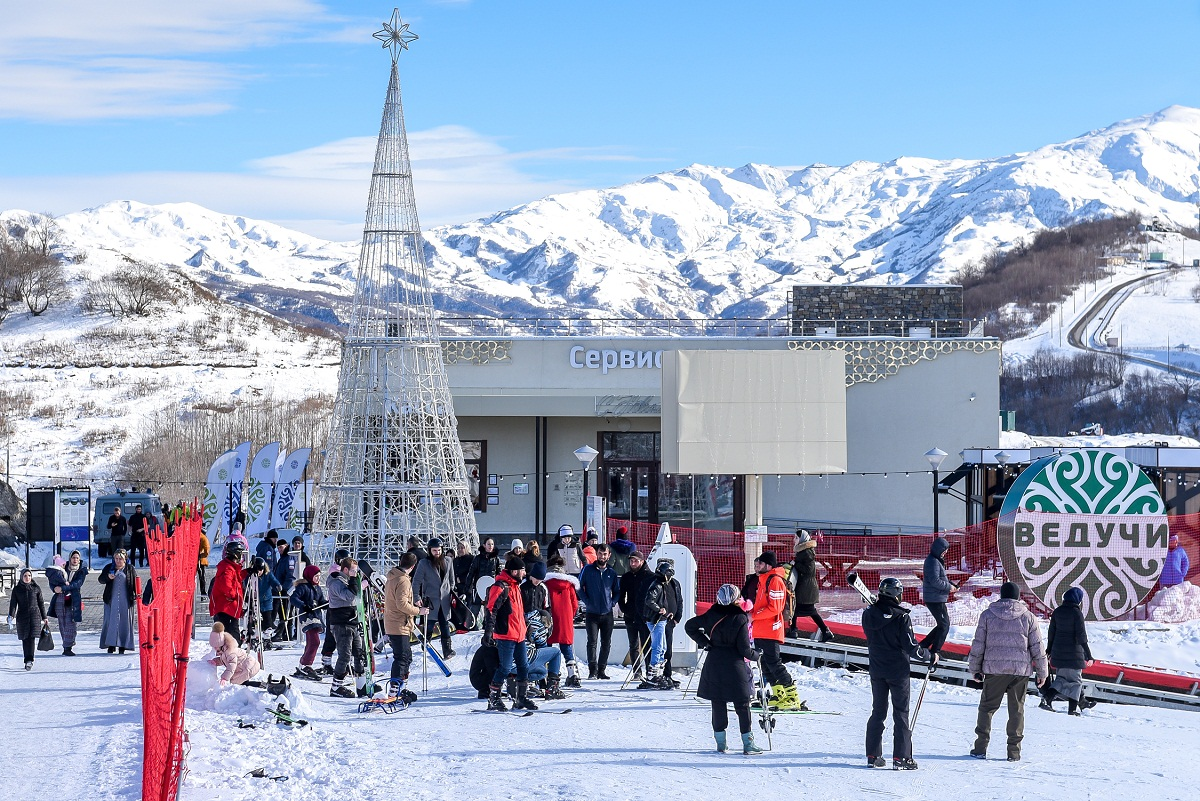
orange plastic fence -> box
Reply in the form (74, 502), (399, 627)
(138, 503), (202, 801)
(607, 515), (1199, 623)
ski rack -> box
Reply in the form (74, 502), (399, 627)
(779, 633), (1200, 713)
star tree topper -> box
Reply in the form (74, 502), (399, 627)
(374, 9), (418, 61)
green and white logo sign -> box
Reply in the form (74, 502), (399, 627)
(998, 450), (1169, 620)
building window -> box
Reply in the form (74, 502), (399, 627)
(461, 440), (486, 512)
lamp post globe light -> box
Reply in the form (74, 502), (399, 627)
(574, 445), (600, 531)
(924, 447), (948, 533)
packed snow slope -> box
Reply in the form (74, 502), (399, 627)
(2, 630), (1193, 801)
(11, 106), (1200, 327)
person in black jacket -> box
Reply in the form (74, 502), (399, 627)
(685, 583), (764, 755)
(640, 559), (682, 689)
(618, 551), (652, 680)
(7, 568), (47, 670)
(863, 577), (936, 770)
(1039, 586), (1096, 715)
(466, 538), (501, 603)
(791, 530), (833, 642)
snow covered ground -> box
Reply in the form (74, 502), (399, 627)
(2, 628), (1194, 801)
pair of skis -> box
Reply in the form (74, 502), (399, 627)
(844, 571), (932, 731)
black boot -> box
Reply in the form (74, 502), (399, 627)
(587, 662), (598, 680)
(1068, 699), (1081, 716)
(505, 676), (517, 699)
(1039, 686), (1059, 711)
(487, 684), (508, 711)
(515, 681), (539, 711)
(546, 673), (567, 700)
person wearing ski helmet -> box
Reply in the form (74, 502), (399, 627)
(210, 539), (249, 643)
(319, 548), (351, 675)
(483, 556), (533, 711)
(641, 559), (683, 689)
(863, 576), (936, 770)
(749, 550), (804, 711)
(685, 584), (763, 755)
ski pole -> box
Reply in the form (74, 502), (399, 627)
(909, 661), (933, 730)
(752, 650), (774, 751)
(682, 647), (707, 700)
(422, 613), (430, 692)
(621, 631), (653, 690)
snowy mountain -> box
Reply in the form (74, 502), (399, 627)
(18, 105), (1200, 327)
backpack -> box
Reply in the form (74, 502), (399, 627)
(778, 563), (797, 623)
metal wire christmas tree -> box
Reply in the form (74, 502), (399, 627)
(314, 10), (479, 565)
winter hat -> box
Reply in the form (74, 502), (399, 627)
(19, 567), (33, 581)
(1063, 587), (1085, 606)
(755, 550), (778, 568)
(557, 524), (574, 539)
(527, 561), (547, 581)
(505, 555), (526, 573)
(1169, 534), (1180, 547)
(302, 565), (321, 584)
(629, 550), (645, 561)
(796, 530), (811, 544)
(716, 584), (741, 606)
(209, 621), (226, 649)
(509, 538), (524, 551)
(427, 538), (443, 550)
(1000, 581), (1020, 600)
(53, 555), (66, 567)
(617, 526), (629, 537)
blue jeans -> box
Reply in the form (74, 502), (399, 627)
(527, 645), (563, 682)
(558, 643), (575, 665)
(492, 638), (529, 686)
(650, 619), (668, 667)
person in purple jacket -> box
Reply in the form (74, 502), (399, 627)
(1161, 534), (1190, 587)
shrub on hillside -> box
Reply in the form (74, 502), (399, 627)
(82, 259), (171, 317)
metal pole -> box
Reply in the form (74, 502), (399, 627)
(932, 469), (940, 534)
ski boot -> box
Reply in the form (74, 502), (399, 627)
(770, 684), (807, 711)
(893, 757), (918, 770)
(715, 731), (727, 753)
(546, 673), (568, 700)
(487, 684), (508, 711)
(741, 732), (764, 755)
(515, 681), (540, 711)
(564, 674), (582, 689)
(867, 756), (887, 768)
(329, 682), (356, 699)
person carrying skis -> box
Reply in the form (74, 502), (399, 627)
(863, 577), (936, 770)
(545, 556), (581, 687)
(290, 564), (327, 681)
(327, 556), (367, 698)
(318, 548), (350, 675)
(384, 552), (427, 702)
(1039, 586), (1096, 715)
(967, 581), (1048, 761)
(483, 556), (535, 711)
(209, 539), (248, 643)
(618, 550), (652, 681)
(641, 558), (682, 689)
(748, 551), (804, 710)
(685, 583), (763, 755)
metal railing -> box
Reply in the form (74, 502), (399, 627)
(435, 316), (987, 339)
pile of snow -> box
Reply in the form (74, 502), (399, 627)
(1000, 431), (1200, 449)
(1148, 582), (1200, 624)
(186, 648), (314, 719)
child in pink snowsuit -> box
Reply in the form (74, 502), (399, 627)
(208, 621), (261, 685)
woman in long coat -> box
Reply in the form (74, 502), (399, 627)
(684, 584), (763, 755)
(7, 568), (47, 670)
(791, 530), (834, 641)
(47, 551), (88, 655)
(99, 549), (137, 654)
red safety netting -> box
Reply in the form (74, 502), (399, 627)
(139, 502), (202, 801)
(607, 514), (1200, 624)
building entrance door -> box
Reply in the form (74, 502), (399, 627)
(602, 461), (658, 525)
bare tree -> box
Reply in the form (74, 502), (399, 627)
(82, 259), (171, 317)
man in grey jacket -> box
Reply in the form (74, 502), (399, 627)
(413, 538), (457, 659)
(920, 536), (956, 654)
(967, 582), (1048, 762)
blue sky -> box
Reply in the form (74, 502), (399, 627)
(1, 0), (1199, 239)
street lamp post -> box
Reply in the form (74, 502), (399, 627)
(924, 448), (948, 533)
(574, 445), (599, 532)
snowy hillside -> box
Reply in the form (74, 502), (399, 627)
(12, 106), (1200, 328)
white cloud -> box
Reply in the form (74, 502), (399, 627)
(0, 126), (599, 239)
(0, 1), (360, 120)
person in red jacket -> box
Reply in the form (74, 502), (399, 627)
(545, 556), (582, 687)
(209, 539), (248, 644)
(483, 556), (533, 711)
(748, 551), (804, 711)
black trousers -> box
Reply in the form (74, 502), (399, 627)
(866, 674), (913, 760)
(388, 634), (413, 681)
(793, 602), (830, 634)
(711, 700), (752, 734)
(625, 618), (649, 672)
(22, 637), (35, 663)
(585, 611), (614, 670)
(213, 612), (242, 645)
(759, 640), (792, 686)
(921, 602), (950, 653)
(109, 535), (125, 556)
(196, 564), (207, 595)
(322, 625), (337, 659)
(130, 534), (147, 567)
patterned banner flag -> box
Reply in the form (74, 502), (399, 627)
(221, 441), (253, 535)
(243, 442), (281, 537)
(202, 447), (238, 542)
(271, 448), (312, 530)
